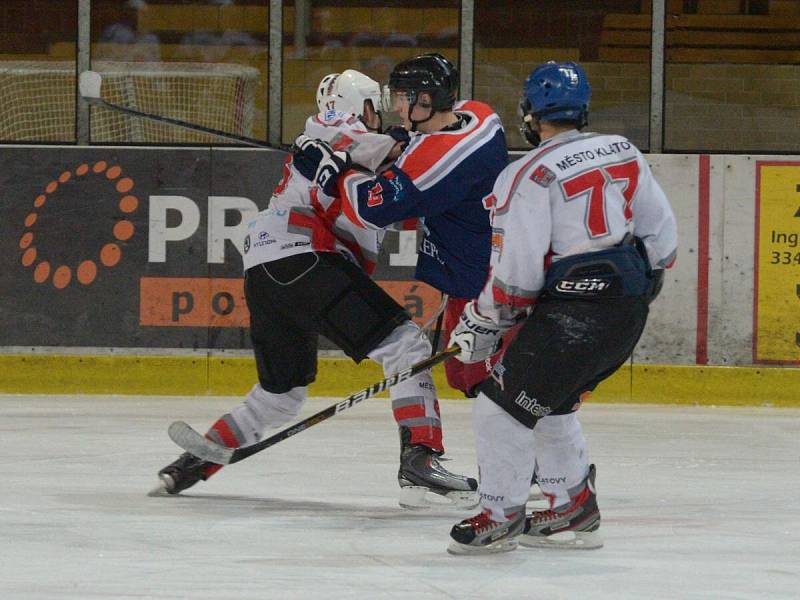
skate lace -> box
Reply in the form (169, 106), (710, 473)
(466, 511), (496, 533)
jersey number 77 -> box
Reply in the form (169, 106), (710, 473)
(561, 158), (640, 238)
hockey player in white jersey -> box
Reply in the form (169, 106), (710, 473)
(447, 61), (678, 554)
(153, 70), (478, 509)
(292, 54), (509, 399)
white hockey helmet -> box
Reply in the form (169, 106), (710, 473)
(316, 69), (385, 117)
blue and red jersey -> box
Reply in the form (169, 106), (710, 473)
(335, 100), (508, 299)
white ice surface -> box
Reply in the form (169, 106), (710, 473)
(0, 395), (798, 600)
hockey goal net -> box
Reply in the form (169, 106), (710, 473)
(0, 61), (259, 143)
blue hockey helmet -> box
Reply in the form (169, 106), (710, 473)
(521, 61), (591, 127)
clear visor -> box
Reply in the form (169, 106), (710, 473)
(382, 85), (415, 112)
(381, 85), (393, 112)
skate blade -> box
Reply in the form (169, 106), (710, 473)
(398, 486), (479, 510)
(447, 538), (519, 556)
(147, 481), (171, 497)
(147, 474), (177, 497)
(518, 529), (603, 550)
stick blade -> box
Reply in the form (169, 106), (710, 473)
(79, 70), (102, 99)
(167, 421), (234, 465)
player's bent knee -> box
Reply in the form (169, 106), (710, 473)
(369, 321), (431, 372)
(320, 280), (409, 363)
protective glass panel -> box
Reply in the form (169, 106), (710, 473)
(474, 0), (652, 151)
(90, 0), (269, 145)
(0, 0), (79, 143)
(664, 0), (800, 152)
(282, 0), (460, 144)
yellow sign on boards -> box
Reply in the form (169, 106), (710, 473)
(755, 163), (800, 364)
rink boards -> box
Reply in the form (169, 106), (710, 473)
(0, 146), (798, 403)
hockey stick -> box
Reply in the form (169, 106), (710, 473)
(168, 345), (461, 465)
(429, 297), (447, 355)
(78, 70), (290, 150)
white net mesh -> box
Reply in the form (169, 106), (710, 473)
(0, 61), (260, 143)
(0, 61), (77, 142)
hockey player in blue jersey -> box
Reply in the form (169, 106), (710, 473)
(294, 53), (509, 397)
(153, 69), (478, 509)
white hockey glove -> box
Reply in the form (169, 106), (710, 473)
(448, 301), (508, 364)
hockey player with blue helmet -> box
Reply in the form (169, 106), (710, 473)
(519, 61), (591, 146)
(447, 61), (678, 555)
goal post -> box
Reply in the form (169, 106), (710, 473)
(0, 60), (260, 144)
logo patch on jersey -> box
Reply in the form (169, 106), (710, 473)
(490, 361), (506, 390)
(367, 183), (384, 207)
(253, 231), (275, 248)
(243, 234), (251, 253)
(491, 228), (504, 255)
(530, 164), (556, 187)
(330, 132), (356, 151)
(388, 173), (403, 195)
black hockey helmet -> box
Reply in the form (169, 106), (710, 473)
(388, 53), (459, 113)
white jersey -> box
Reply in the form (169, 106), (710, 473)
(242, 110), (396, 274)
(478, 129), (678, 323)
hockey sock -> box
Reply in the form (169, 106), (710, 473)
(201, 384), (308, 478)
(202, 416), (243, 479)
(473, 393), (536, 522)
(369, 321), (444, 452)
(533, 413), (589, 508)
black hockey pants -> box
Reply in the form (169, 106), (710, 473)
(244, 252), (409, 394)
(477, 294), (650, 428)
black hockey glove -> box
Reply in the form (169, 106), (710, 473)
(316, 149), (351, 196)
(291, 134), (324, 181)
(292, 135), (351, 196)
(385, 125), (411, 148)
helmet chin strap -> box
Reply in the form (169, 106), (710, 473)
(521, 114), (541, 147)
(406, 93), (434, 132)
(360, 112), (383, 134)
(409, 115), (433, 132)
(360, 99), (384, 133)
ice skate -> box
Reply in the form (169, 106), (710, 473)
(397, 427), (478, 509)
(519, 464), (603, 549)
(149, 452), (218, 496)
(447, 509), (525, 555)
